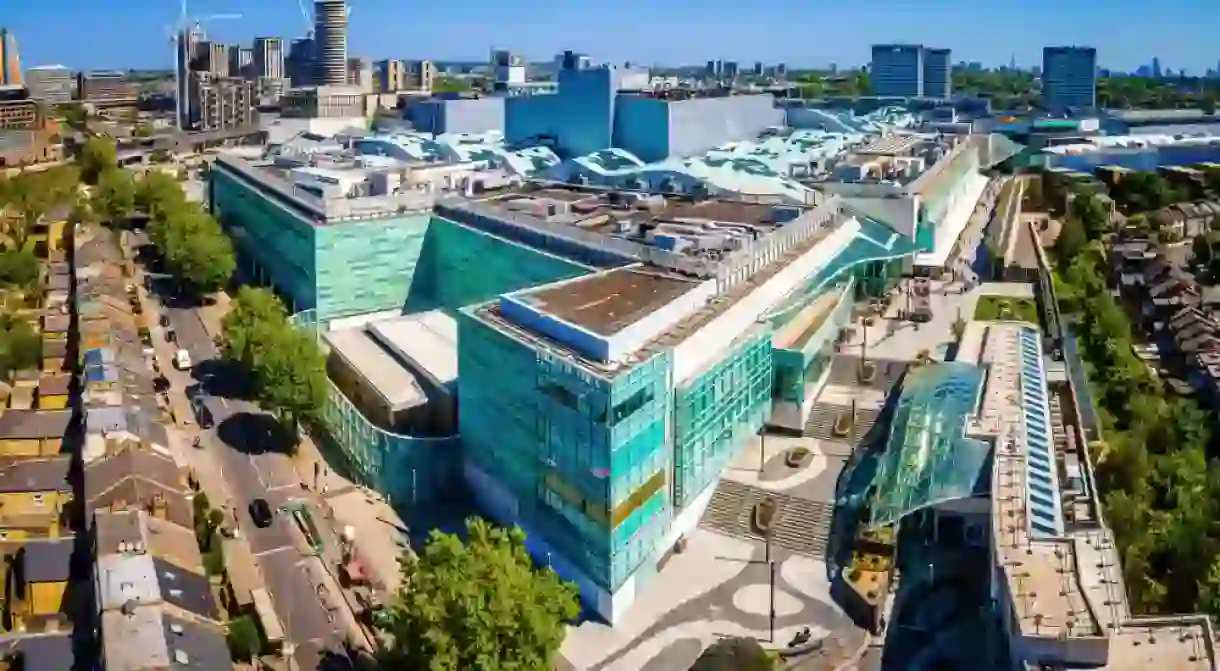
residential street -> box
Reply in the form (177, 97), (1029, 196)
(138, 263), (363, 670)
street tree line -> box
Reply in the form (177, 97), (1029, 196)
(81, 137), (236, 296)
(220, 286), (328, 441)
(1052, 186), (1220, 621)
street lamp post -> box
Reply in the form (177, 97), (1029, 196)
(759, 431), (766, 473)
(765, 532), (776, 643)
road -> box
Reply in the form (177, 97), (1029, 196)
(157, 289), (353, 669)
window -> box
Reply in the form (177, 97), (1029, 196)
(32, 493), (44, 507)
(609, 388), (653, 425)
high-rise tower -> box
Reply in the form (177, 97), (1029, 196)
(0, 28), (22, 86)
(313, 0), (348, 86)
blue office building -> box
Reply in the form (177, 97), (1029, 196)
(505, 66), (784, 162)
(923, 48), (952, 100)
(1042, 46), (1097, 112)
(870, 45), (924, 98)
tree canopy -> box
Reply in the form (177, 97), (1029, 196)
(1052, 186), (1220, 621)
(221, 286), (327, 433)
(0, 314), (41, 378)
(78, 137), (118, 184)
(141, 172), (234, 295)
(380, 518), (580, 671)
(689, 637), (776, 671)
(92, 167), (137, 224)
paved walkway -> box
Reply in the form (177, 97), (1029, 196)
(559, 530), (862, 671)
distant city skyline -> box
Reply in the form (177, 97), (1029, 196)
(5, 0), (1220, 73)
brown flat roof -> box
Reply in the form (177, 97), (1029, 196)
(531, 187), (597, 203)
(516, 268), (698, 336)
(654, 199), (778, 227)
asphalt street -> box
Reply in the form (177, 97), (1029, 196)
(158, 292), (348, 668)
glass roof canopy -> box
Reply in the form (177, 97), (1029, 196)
(868, 362), (994, 528)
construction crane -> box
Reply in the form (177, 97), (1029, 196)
(170, 0), (241, 131)
(297, 0), (313, 36)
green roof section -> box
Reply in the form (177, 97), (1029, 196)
(868, 362), (993, 528)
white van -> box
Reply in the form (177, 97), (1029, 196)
(174, 349), (193, 370)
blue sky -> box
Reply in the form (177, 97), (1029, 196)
(7, 0), (1220, 72)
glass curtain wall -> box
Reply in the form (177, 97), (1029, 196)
(672, 329), (773, 508)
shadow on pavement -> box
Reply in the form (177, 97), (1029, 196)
(217, 411), (293, 455)
(191, 358), (254, 400)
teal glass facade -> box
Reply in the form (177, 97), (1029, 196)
(211, 163), (589, 321)
(672, 329), (773, 507)
(458, 311), (673, 599)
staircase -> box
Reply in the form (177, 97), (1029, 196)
(803, 402), (883, 446)
(700, 479), (834, 558)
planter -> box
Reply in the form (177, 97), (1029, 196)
(833, 413), (854, 437)
(753, 497), (779, 535)
(785, 447), (812, 468)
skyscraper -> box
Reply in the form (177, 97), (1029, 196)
(313, 0), (348, 86)
(922, 48), (952, 100)
(1042, 46), (1097, 111)
(287, 37), (315, 86)
(870, 44), (924, 97)
(176, 25), (205, 128)
(229, 46), (253, 79)
(253, 37), (284, 80)
(0, 28), (22, 86)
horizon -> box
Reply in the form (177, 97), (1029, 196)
(3, 0), (1220, 73)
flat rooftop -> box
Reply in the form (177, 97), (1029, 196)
(852, 134), (925, 156)
(365, 310), (459, 387)
(323, 326), (427, 410)
(478, 183), (807, 262)
(515, 267), (699, 337)
(959, 322), (1217, 669)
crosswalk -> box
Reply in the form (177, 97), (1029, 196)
(700, 479), (834, 558)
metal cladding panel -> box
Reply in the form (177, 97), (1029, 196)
(440, 98), (506, 135)
(410, 216), (589, 314)
(313, 213), (430, 320)
(666, 95), (785, 159)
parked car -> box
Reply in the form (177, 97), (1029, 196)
(249, 499), (274, 528)
(174, 349), (192, 370)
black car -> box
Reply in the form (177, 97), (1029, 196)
(249, 499), (274, 528)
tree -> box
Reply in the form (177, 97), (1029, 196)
(92, 168), (136, 224)
(0, 166), (80, 250)
(221, 286), (289, 369)
(160, 211), (235, 294)
(55, 102), (88, 131)
(1055, 216), (1087, 261)
(251, 327), (328, 431)
(226, 615), (263, 661)
(136, 170), (186, 218)
(78, 137), (118, 184)
(380, 518), (580, 671)
(0, 315), (42, 377)
(0, 249), (40, 288)
(689, 637), (777, 671)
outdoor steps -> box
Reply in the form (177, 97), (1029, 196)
(700, 479), (834, 558)
(804, 403), (882, 446)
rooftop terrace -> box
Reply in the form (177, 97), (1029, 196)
(956, 322), (1217, 670)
